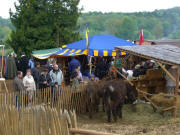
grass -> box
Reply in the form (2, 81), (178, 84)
(77, 103), (180, 135)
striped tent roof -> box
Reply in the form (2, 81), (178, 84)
(54, 35), (136, 57)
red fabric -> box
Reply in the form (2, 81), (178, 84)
(139, 24), (144, 45)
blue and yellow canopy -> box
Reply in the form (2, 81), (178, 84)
(54, 35), (136, 57)
(34, 35), (136, 59)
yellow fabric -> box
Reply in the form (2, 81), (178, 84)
(121, 52), (126, 55)
(62, 45), (67, 48)
(103, 50), (108, 56)
(58, 49), (70, 55)
(112, 51), (116, 56)
(85, 28), (89, 47)
(94, 50), (99, 56)
(70, 49), (75, 53)
(82, 49), (88, 55)
(75, 49), (81, 53)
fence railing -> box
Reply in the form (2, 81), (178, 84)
(0, 86), (87, 113)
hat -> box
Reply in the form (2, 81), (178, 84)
(135, 64), (141, 69)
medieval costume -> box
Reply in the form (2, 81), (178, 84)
(19, 55), (29, 76)
(6, 55), (17, 79)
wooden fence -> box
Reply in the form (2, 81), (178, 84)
(0, 106), (77, 135)
(0, 105), (118, 135)
(0, 86), (87, 113)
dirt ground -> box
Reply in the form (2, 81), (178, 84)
(77, 103), (180, 135)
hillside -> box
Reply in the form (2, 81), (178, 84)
(0, 17), (13, 45)
(1, 7), (180, 44)
(78, 7), (180, 40)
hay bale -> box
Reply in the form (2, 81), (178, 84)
(151, 93), (175, 107)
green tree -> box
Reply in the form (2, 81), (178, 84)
(115, 16), (138, 40)
(7, 0), (81, 56)
(152, 22), (163, 39)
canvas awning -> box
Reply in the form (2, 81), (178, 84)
(32, 48), (61, 59)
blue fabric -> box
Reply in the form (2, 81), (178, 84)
(54, 34), (136, 56)
(40, 34), (136, 58)
(28, 59), (34, 69)
(69, 58), (81, 73)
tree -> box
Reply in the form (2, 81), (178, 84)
(152, 22), (163, 39)
(7, 0), (81, 56)
(115, 16), (138, 40)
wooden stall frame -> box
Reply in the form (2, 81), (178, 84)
(115, 45), (180, 118)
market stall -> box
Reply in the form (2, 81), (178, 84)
(115, 45), (180, 117)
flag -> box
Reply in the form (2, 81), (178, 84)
(85, 28), (89, 47)
(139, 24), (144, 45)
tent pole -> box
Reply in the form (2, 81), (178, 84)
(89, 56), (92, 75)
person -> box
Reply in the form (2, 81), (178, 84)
(13, 53), (20, 71)
(90, 74), (99, 82)
(49, 64), (63, 87)
(23, 69), (36, 105)
(31, 62), (40, 88)
(39, 68), (52, 89)
(47, 59), (57, 72)
(6, 54), (17, 79)
(165, 66), (177, 94)
(71, 71), (80, 90)
(14, 71), (25, 92)
(74, 65), (83, 82)
(133, 64), (141, 78)
(95, 57), (106, 79)
(28, 56), (35, 69)
(19, 53), (29, 76)
(14, 71), (25, 108)
(69, 57), (81, 74)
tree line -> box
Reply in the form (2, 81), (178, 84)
(0, 3), (180, 55)
(78, 7), (180, 40)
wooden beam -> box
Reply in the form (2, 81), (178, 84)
(143, 94), (159, 109)
(157, 62), (176, 83)
(175, 67), (180, 95)
(173, 66), (180, 118)
(113, 67), (134, 86)
(69, 128), (119, 135)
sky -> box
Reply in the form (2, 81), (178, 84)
(0, 0), (180, 18)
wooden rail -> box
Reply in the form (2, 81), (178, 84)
(69, 128), (119, 135)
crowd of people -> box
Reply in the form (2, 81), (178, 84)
(4, 52), (178, 102)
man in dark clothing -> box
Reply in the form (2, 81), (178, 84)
(14, 71), (25, 108)
(13, 53), (20, 71)
(95, 58), (106, 79)
(69, 57), (81, 74)
(14, 71), (25, 92)
(31, 62), (40, 88)
(19, 53), (29, 76)
(39, 68), (52, 89)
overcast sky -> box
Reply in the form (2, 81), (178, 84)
(1, 0), (180, 18)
